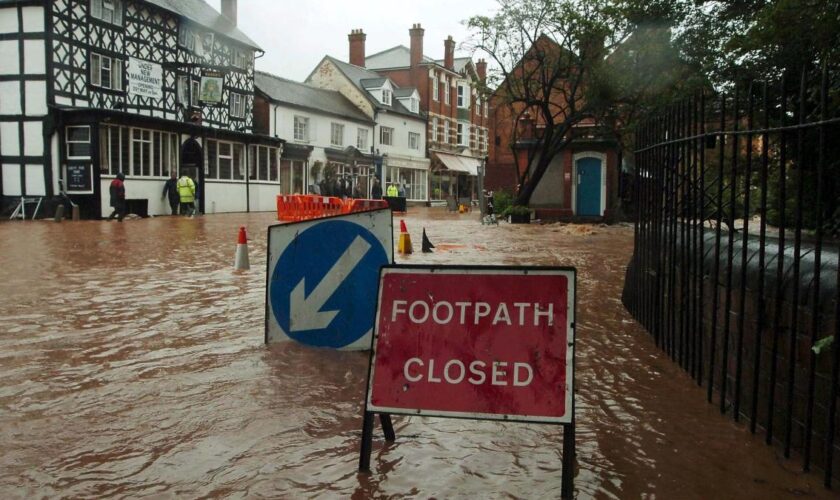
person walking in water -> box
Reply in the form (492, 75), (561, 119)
(371, 178), (382, 199)
(177, 173), (196, 217)
(162, 172), (179, 215)
(107, 172), (126, 221)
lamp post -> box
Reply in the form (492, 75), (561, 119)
(478, 155), (487, 218)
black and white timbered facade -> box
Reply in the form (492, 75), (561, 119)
(0, 0), (284, 218)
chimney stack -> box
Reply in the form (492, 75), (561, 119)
(476, 59), (487, 82)
(349, 29), (367, 67)
(221, 0), (237, 26)
(409, 23), (424, 69)
(444, 36), (455, 70)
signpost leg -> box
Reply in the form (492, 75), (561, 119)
(379, 413), (396, 442)
(561, 423), (576, 499)
(359, 411), (375, 472)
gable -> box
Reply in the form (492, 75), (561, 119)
(306, 59), (375, 119)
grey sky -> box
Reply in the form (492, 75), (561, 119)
(206, 0), (498, 81)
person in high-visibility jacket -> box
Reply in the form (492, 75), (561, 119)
(386, 183), (399, 197)
(177, 174), (196, 216)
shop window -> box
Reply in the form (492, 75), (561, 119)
(99, 124), (177, 177)
(248, 144), (280, 182)
(66, 126), (91, 159)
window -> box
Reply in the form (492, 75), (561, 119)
(457, 122), (469, 146)
(476, 99), (481, 116)
(66, 126), (91, 159)
(357, 128), (368, 151)
(444, 77), (450, 105)
(380, 126), (393, 146)
(230, 92), (245, 119)
(90, 52), (122, 90)
(91, 0), (122, 25)
(232, 50), (251, 70)
(433, 74), (439, 101)
(98, 125), (177, 177)
(484, 100), (489, 117)
(205, 139), (247, 180)
(190, 80), (200, 107)
(408, 132), (420, 150)
(294, 116), (309, 142)
(178, 76), (198, 107)
(386, 166), (427, 201)
(249, 145), (276, 181)
(457, 84), (469, 108)
(443, 120), (450, 144)
(381, 88), (392, 106)
(331, 123), (344, 147)
(410, 97), (419, 113)
(178, 25), (196, 52)
(431, 117), (438, 142)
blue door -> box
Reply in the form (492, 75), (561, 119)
(576, 158), (602, 216)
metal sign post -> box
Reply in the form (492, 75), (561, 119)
(359, 265), (577, 497)
(265, 208), (393, 350)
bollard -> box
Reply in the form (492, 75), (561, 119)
(54, 204), (64, 222)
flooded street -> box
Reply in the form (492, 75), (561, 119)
(0, 208), (830, 499)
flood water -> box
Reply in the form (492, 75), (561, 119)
(0, 208), (831, 498)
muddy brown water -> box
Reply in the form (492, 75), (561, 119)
(0, 208), (831, 498)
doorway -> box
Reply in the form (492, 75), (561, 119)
(575, 156), (603, 216)
(181, 138), (204, 213)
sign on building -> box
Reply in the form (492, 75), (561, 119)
(359, 265), (576, 497)
(200, 70), (225, 105)
(265, 209), (393, 350)
(126, 57), (163, 100)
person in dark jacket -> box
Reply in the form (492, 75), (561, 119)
(161, 172), (179, 215)
(108, 172), (126, 222)
(371, 178), (382, 199)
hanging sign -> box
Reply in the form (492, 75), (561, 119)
(199, 70), (225, 105)
(126, 57), (163, 100)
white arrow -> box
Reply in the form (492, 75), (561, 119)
(289, 235), (372, 332)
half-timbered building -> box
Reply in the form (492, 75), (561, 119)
(0, 0), (283, 218)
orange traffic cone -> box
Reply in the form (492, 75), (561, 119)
(234, 226), (250, 270)
(398, 219), (413, 254)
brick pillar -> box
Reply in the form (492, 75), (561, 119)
(349, 29), (366, 67)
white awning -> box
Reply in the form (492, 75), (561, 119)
(434, 152), (480, 176)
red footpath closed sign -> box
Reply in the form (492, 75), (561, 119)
(366, 265), (576, 424)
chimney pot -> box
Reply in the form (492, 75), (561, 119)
(444, 36), (455, 71)
(349, 29), (367, 67)
(409, 23), (425, 69)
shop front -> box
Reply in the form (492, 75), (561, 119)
(57, 109), (283, 218)
(383, 154), (430, 203)
(429, 151), (481, 205)
(323, 146), (379, 198)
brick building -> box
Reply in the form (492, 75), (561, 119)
(486, 36), (620, 220)
(364, 24), (490, 204)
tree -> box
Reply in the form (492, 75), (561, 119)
(467, 0), (690, 206)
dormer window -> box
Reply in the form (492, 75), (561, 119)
(410, 97), (419, 113)
(381, 88), (392, 106)
(91, 0), (123, 25)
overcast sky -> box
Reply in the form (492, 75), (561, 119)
(206, 0), (498, 81)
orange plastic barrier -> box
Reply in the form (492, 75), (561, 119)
(276, 195), (354, 221)
(343, 198), (390, 214)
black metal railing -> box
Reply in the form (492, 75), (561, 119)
(623, 65), (840, 487)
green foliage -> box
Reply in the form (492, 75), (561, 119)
(502, 205), (532, 217)
(493, 190), (514, 216)
(310, 161), (323, 182)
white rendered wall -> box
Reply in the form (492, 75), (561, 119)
(376, 112), (426, 159)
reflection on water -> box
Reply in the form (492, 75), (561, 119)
(0, 210), (829, 498)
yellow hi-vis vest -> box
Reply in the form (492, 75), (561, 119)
(177, 176), (195, 202)
(386, 184), (398, 197)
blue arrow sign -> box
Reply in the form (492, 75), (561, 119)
(268, 216), (391, 349)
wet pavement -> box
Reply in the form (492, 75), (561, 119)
(0, 208), (832, 498)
